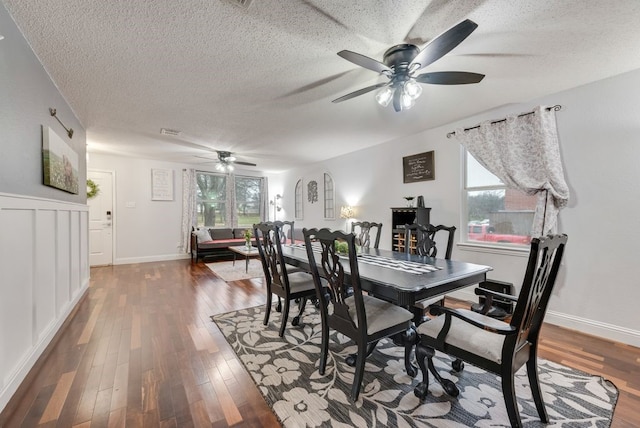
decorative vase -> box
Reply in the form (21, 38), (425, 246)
(245, 240), (251, 250)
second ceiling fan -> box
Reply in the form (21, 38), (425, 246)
(213, 151), (256, 172)
(333, 19), (484, 112)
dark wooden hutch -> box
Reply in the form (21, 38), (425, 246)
(391, 207), (431, 252)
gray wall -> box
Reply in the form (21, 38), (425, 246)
(0, 3), (90, 414)
(0, 2), (85, 200)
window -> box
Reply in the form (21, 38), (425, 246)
(196, 173), (227, 227)
(235, 176), (262, 228)
(323, 173), (334, 219)
(196, 172), (264, 228)
(464, 151), (536, 246)
(294, 179), (303, 220)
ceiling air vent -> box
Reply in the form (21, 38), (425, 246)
(223, 0), (253, 9)
(160, 128), (181, 136)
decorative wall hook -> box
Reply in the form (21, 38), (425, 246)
(49, 108), (74, 138)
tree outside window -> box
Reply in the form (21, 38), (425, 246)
(196, 173), (227, 227)
(196, 172), (264, 228)
(235, 176), (261, 227)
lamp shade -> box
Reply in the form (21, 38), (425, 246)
(340, 206), (355, 219)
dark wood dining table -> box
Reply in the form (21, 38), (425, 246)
(280, 244), (492, 307)
(280, 244), (492, 376)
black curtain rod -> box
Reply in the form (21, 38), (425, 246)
(446, 105), (562, 138)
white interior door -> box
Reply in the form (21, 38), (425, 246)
(88, 170), (114, 266)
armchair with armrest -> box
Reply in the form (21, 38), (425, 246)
(412, 234), (568, 428)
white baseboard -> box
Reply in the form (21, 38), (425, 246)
(544, 311), (640, 348)
(447, 289), (640, 348)
(114, 253), (191, 265)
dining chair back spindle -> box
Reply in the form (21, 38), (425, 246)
(254, 222), (316, 337)
(350, 221), (382, 249)
(303, 227), (414, 401)
(402, 223), (456, 324)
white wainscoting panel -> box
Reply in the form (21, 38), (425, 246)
(34, 210), (57, 341)
(0, 193), (89, 414)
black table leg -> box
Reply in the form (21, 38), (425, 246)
(392, 326), (418, 377)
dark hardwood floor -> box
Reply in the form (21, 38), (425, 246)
(1, 259), (638, 427)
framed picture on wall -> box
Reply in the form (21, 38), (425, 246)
(151, 168), (174, 200)
(403, 150), (435, 183)
(42, 125), (79, 194)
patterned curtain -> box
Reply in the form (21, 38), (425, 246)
(181, 169), (197, 253)
(454, 105), (569, 236)
(226, 173), (237, 227)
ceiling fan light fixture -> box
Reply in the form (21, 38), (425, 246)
(404, 79), (422, 100)
(216, 161), (234, 172)
(401, 91), (416, 110)
(333, 19), (482, 113)
(375, 86), (393, 107)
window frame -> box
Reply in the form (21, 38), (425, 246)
(195, 171), (265, 229)
(460, 149), (532, 254)
(294, 178), (303, 220)
(323, 173), (335, 220)
(234, 175), (263, 229)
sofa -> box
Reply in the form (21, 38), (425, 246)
(191, 227), (255, 262)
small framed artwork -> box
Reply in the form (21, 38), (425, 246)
(307, 180), (318, 204)
(42, 125), (79, 194)
(151, 168), (174, 200)
(403, 150), (435, 183)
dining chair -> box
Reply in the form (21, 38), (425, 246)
(303, 227), (414, 401)
(402, 223), (457, 324)
(403, 223), (456, 258)
(253, 222), (317, 337)
(413, 234), (568, 428)
(350, 221), (382, 249)
(274, 220), (295, 245)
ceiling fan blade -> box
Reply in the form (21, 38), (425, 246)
(332, 82), (389, 103)
(194, 155), (216, 162)
(279, 70), (353, 99)
(410, 19), (478, 71)
(337, 50), (391, 74)
(414, 71), (485, 85)
(234, 161), (257, 167)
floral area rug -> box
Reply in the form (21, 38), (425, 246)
(211, 305), (618, 427)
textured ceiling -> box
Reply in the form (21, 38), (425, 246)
(4, 0), (640, 172)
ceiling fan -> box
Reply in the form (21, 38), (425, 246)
(213, 151), (257, 172)
(332, 19), (484, 112)
(194, 150), (257, 172)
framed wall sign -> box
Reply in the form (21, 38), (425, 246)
(403, 150), (435, 183)
(151, 168), (174, 200)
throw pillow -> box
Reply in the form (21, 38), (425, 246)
(195, 228), (212, 243)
